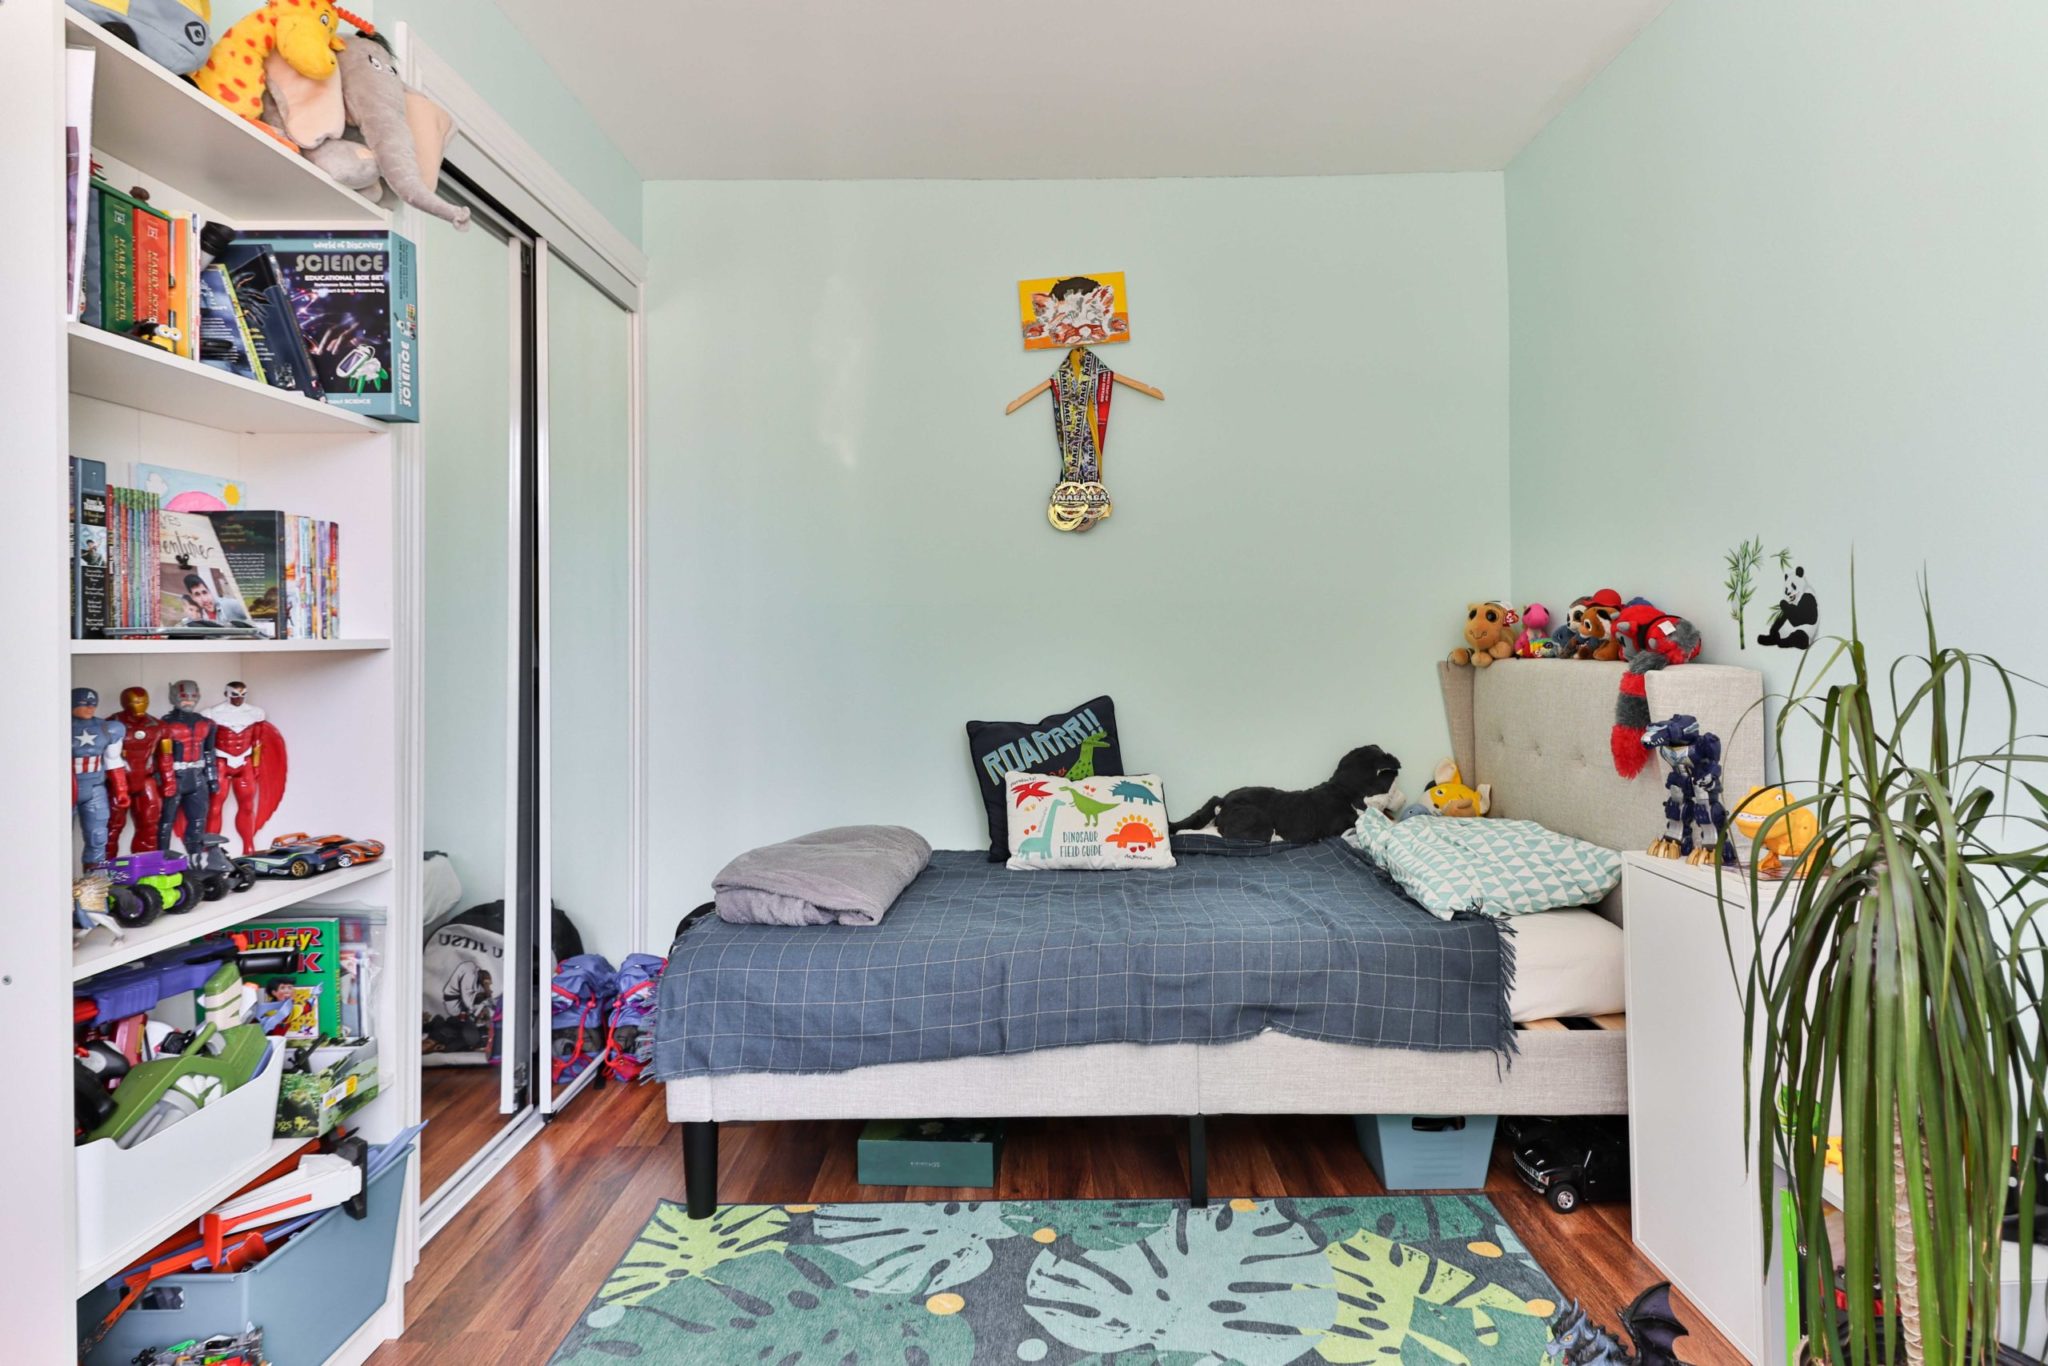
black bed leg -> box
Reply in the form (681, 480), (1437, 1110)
(1188, 1114), (1209, 1209)
(683, 1121), (718, 1219)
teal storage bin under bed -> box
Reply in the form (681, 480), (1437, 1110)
(1355, 1113), (1498, 1191)
(79, 1147), (409, 1366)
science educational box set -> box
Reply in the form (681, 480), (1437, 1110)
(236, 230), (420, 422)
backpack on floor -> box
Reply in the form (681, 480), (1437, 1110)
(550, 954), (618, 1086)
(603, 953), (666, 1083)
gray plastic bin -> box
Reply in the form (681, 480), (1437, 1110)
(1354, 1113), (1498, 1191)
(80, 1148), (409, 1366)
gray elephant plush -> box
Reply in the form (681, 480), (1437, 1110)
(263, 34), (470, 230)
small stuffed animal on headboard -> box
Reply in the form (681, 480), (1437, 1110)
(1449, 602), (1517, 669)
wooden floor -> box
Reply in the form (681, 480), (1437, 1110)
(418, 1065), (510, 1196)
(370, 1081), (1744, 1365)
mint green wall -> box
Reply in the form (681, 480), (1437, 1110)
(644, 176), (1508, 884)
(208, 0), (641, 244)
(1506, 0), (2048, 771)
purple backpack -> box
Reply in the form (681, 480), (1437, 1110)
(603, 953), (666, 1083)
(550, 954), (618, 1085)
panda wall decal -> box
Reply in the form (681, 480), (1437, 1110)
(1758, 560), (1820, 650)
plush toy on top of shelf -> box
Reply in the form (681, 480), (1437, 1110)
(262, 29), (473, 228)
(68, 0), (212, 75)
(192, 0), (349, 146)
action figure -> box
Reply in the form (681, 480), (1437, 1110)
(1642, 713), (1735, 867)
(205, 680), (288, 855)
(156, 678), (218, 859)
(105, 686), (170, 860)
(71, 687), (130, 873)
(1545, 1281), (1689, 1366)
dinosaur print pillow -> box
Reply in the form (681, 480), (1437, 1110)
(966, 696), (1123, 861)
(1005, 772), (1175, 872)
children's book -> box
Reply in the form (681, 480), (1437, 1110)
(160, 508), (253, 631)
(198, 263), (264, 383)
(71, 456), (107, 639)
(220, 242), (322, 398)
(229, 918), (343, 1042)
(64, 49), (94, 321)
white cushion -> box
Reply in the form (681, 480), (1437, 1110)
(1505, 910), (1625, 1022)
(1004, 772), (1175, 871)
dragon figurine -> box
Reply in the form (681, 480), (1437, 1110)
(1546, 1281), (1690, 1366)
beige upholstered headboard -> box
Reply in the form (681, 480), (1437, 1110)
(1437, 660), (1766, 854)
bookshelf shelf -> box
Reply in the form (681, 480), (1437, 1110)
(68, 323), (386, 436)
(76, 1136), (309, 1292)
(72, 859), (390, 982)
(67, 12), (388, 228)
(71, 637), (393, 656)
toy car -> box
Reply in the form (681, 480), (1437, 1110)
(1508, 1115), (1630, 1212)
(104, 849), (197, 924)
(191, 832), (256, 899)
(234, 833), (386, 881)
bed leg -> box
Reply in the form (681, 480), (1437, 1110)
(683, 1121), (718, 1219)
(1188, 1114), (1208, 1209)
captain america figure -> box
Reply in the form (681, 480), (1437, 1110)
(157, 678), (219, 858)
(72, 687), (130, 873)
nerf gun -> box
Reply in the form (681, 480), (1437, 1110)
(76, 938), (298, 1030)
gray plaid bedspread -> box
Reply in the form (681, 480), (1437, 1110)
(652, 836), (1515, 1079)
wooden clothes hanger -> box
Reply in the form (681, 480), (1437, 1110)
(1004, 370), (1164, 415)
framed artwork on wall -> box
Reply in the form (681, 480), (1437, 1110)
(1018, 272), (1129, 350)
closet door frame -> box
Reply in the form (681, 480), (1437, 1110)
(393, 24), (649, 1239)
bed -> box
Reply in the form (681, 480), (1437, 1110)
(661, 659), (1764, 1215)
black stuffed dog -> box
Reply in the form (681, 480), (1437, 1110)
(1170, 745), (1402, 843)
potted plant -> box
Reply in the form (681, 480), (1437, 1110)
(1721, 586), (2048, 1365)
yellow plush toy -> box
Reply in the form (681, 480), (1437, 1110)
(1425, 760), (1491, 818)
(1728, 786), (1818, 877)
(194, 0), (347, 140)
(1449, 601), (1516, 669)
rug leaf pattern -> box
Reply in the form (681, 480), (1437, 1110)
(551, 1196), (1560, 1365)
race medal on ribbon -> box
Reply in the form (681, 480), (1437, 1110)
(1046, 347), (1114, 532)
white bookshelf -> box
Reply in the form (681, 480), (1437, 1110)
(8, 11), (423, 1362)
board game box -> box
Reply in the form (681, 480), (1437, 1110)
(236, 229), (420, 422)
(228, 918), (342, 1041)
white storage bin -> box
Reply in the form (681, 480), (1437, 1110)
(76, 1042), (286, 1277)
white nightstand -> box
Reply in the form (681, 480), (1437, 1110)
(1622, 853), (1793, 1366)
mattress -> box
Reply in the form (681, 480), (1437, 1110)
(653, 836), (1514, 1079)
(1505, 909), (1625, 1023)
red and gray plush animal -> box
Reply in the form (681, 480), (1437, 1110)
(1610, 601), (1702, 778)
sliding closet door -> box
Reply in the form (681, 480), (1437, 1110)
(540, 249), (637, 1112)
(418, 185), (540, 1194)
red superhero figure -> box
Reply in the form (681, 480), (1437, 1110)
(105, 686), (171, 860)
(157, 679), (218, 855)
(205, 680), (288, 856)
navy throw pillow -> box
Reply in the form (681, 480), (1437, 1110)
(965, 696), (1123, 860)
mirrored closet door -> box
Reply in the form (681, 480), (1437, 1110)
(417, 177), (543, 1205)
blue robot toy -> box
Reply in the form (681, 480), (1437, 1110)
(1642, 713), (1736, 867)
(72, 687), (130, 873)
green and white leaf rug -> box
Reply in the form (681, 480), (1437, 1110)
(550, 1194), (1563, 1365)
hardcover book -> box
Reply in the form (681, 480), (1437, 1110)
(197, 263), (264, 383)
(160, 509), (254, 632)
(229, 918), (343, 1042)
(219, 242), (322, 398)
(71, 456), (107, 639)
(207, 510), (287, 638)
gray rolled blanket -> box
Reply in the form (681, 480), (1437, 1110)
(712, 825), (933, 927)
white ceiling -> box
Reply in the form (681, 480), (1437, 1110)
(491, 0), (1670, 181)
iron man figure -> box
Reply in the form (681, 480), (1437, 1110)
(105, 686), (171, 860)
(157, 679), (218, 857)
(206, 680), (287, 855)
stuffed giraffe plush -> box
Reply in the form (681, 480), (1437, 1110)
(193, 0), (349, 141)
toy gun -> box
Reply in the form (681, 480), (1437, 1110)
(76, 937), (297, 1030)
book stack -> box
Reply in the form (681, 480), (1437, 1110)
(69, 459), (343, 641)
(81, 178), (197, 359)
